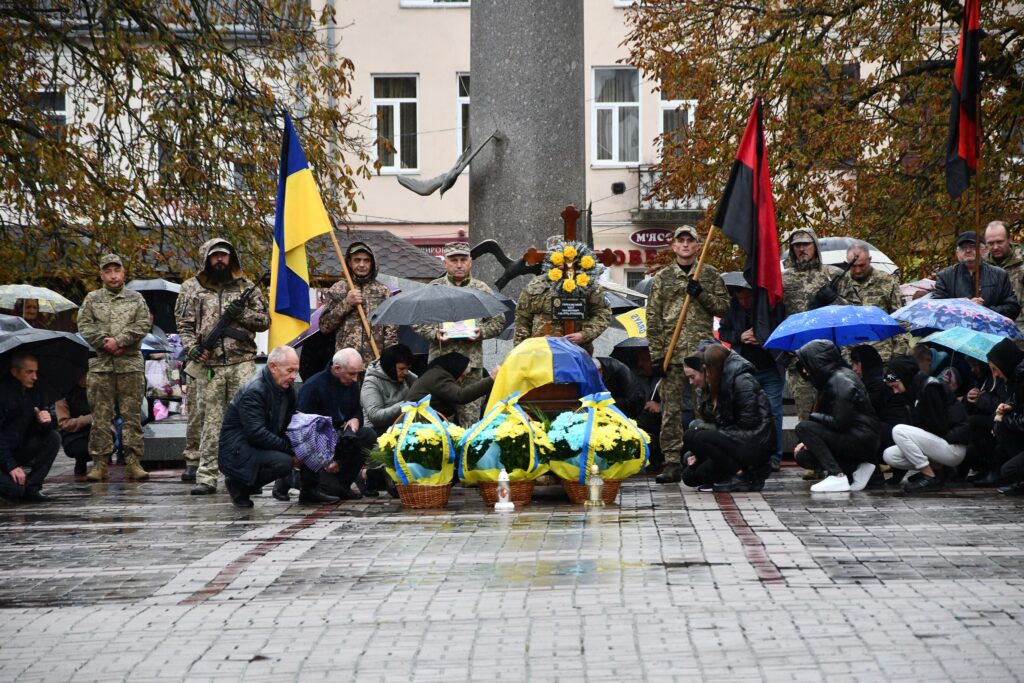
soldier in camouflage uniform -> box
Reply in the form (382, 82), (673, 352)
(646, 226), (730, 483)
(844, 243), (909, 361)
(513, 238), (611, 354)
(782, 228), (861, 423)
(319, 242), (397, 366)
(983, 220), (1024, 332)
(177, 239), (270, 495)
(77, 254), (152, 482)
(412, 241), (505, 426)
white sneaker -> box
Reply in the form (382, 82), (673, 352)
(848, 463), (876, 491)
(810, 474), (851, 493)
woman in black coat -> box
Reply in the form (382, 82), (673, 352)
(987, 339), (1024, 495)
(963, 357), (1011, 486)
(681, 345), (775, 492)
(404, 352), (496, 423)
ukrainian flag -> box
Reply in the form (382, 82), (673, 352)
(485, 337), (605, 414)
(269, 112), (332, 349)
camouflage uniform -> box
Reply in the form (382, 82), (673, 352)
(177, 238), (270, 490)
(319, 242), (397, 365)
(782, 228), (861, 420)
(413, 274), (505, 426)
(846, 266), (910, 361)
(985, 243), (1024, 332)
(646, 262), (729, 465)
(513, 276), (611, 353)
(77, 276), (151, 471)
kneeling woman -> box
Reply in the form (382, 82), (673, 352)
(405, 352), (497, 424)
(682, 345), (776, 492)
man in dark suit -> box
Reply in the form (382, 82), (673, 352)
(0, 354), (60, 503)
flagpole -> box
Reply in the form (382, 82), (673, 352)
(663, 226), (717, 373)
(327, 227), (381, 360)
(973, 94), (982, 300)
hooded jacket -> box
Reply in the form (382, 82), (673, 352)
(360, 358), (418, 431)
(405, 362), (494, 421)
(176, 238), (270, 367)
(319, 242), (398, 365)
(782, 228), (861, 314)
(932, 261), (1020, 320)
(988, 338), (1024, 433)
(795, 340), (878, 442)
(910, 376), (970, 444)
(707, 351), (776, 458)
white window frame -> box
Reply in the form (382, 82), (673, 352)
(400, 0), (470, 7)
(592, 67), (641, 167)
(456, 72), (470, 156)
(658, 96), (697, 159)
(372, 74), (419, 175)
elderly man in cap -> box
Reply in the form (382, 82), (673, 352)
(413, 241), (505, 426)
(646, 225), (729, 483)
(176, 238), (270, 495)
(77, 254), (152, 482)
(320, 241), (397, 366)
(933, 231), (1020, 319)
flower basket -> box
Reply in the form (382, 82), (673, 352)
(546, 391), (650, 488)
(368, 396), (465, 507)
(478, 480), (536, 507)
(458, 392), (552, 485)
(560, 477), (621, 505)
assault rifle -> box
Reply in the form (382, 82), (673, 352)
(185, 271), (269, 375)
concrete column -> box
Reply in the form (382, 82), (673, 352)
(469, 0), (586, 297)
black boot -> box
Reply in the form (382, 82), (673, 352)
(272, 477), (291, 501)
(655, 462), (682, 484)
(972, 470), (1002, 487)
(74, 458), (88, 476)
(224, 478), (253, 508)
(180, 465), (198, 483)
(298, 488), (341, 505)
(713, 474), (753, 493)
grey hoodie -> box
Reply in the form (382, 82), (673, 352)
(360, 359), (418, 431)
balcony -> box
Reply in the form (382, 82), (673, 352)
(632, 165), (708, 222)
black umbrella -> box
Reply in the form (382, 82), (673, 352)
(0, 314), (31, 332)
(369, 285), (507, 326)
(721, 271), (750, 290)
(127, 279), (181, 333)
(605, 291), (640, 314)
(0, 329), (91, 403)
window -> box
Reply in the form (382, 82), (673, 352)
(456, 73), (470, 153)
(373, 75), (418, 172)
(659, 92), (696, 158)
(400, 0), (470, 7)
(593, 68), (640, 165)
(625, 269), (647, 290)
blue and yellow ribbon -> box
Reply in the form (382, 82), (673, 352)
(392, 395), (456, 485)
(576, 391), (651, 483)
(459, 392), (545, 481)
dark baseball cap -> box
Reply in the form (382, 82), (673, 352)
(956, 231), (977, 247)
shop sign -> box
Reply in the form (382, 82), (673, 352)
(628, 228), (672, 248)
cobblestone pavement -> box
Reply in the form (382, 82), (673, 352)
(3, 459), (1024, 682)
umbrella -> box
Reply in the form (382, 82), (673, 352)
(899, 278), (935, 300)
(605, 290), (640, 313)
(369, 285), (507, 326)
(891, 297), (1024, 340)
(127, 279), (180, 333)
(764, 305), (904, 351)
(921, 327), (1003, 363)
(781, 237), (898, 275)
(0, 284), (78, 313)
(614, 337), (649, 349)
(0, 328), (91, 402)
(0, 314), (31, 332)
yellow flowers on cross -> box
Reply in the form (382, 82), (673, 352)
(563, 245), (577, 260)
(549, 251), (565, 266)
(562, 279), (576, 293)
(548, 268), (563, 282)
(541, 241), (604, 297)
(580, 255), (595, 269)
(575, 273), (590, 287)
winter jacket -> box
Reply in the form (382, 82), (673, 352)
(795, 340), (879, 445)
(856, 349), (910, 427)
(910, 376), (970, 445)
(176, 238), (270, 367)
(405, 365), (494, 421)
(998, 360), (1024, 434)
(597, 356), (643, 419)
(0, 374), (55, 473)
(218, 366), (296, 486)
(782, 228), (861, 315)
(932, 261), (1021, 320)
(361, 359), (418, 431)
(77, 285), (151, 374)
(647, 261), (729, 366)
(706, 351), (775, 458)
(297, 362), (362, 430)
(964, 364), (1010, 417)
(984, 243), (1024, 329)
(717, 298), (777, 371)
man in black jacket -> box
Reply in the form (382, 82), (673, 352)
(273, 348), (375, 502)
(932, 231), (1021, 320)
(218, 346), (336, 508)
(987, 338), (1024, 495)
(0, 354), (60, 503)
(792, 340), (880, 493)
(850, 345), (910, 484)
(595, 356), (643, 419)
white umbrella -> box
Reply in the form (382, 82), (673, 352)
(0, 284), (78, 313)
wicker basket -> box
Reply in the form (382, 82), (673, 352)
(560, 477), (621, 505)
(396, 483), (452, 509)
(478, 480), (535, 507)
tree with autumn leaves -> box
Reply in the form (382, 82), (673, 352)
(0, 0), (374, 292)
(625, 0), (1023, 277)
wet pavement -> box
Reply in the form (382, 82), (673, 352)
(3, 459), (1024, 682)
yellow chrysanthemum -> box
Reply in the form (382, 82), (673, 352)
(549, 252), (565, 266)
(562, 279), (576, 293)
(580, 255), (595, 269)
(548, 268), (563, 282)
(563, 245), (578, 260)
(575, 273), (590, 287)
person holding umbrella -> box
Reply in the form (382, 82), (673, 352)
(0, 353), (60, 502)
(76, 254), (152, 482)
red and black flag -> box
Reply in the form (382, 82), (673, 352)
(945, 0), (981, 199)
(713, 96), (785, 343)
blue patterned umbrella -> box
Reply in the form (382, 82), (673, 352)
(891, 297), (1024, 340)
(921, 327), (1004, 362)
(764, 305), (904, 351)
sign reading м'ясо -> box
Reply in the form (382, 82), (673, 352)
(629, 228), (672, 248)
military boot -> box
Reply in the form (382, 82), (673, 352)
(85, 456), (110, 482)
(124, 456), (150, 481)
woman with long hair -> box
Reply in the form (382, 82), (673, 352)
(681, 344), (776, 492)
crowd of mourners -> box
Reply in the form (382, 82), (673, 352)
(2, 219), (1024, 507)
